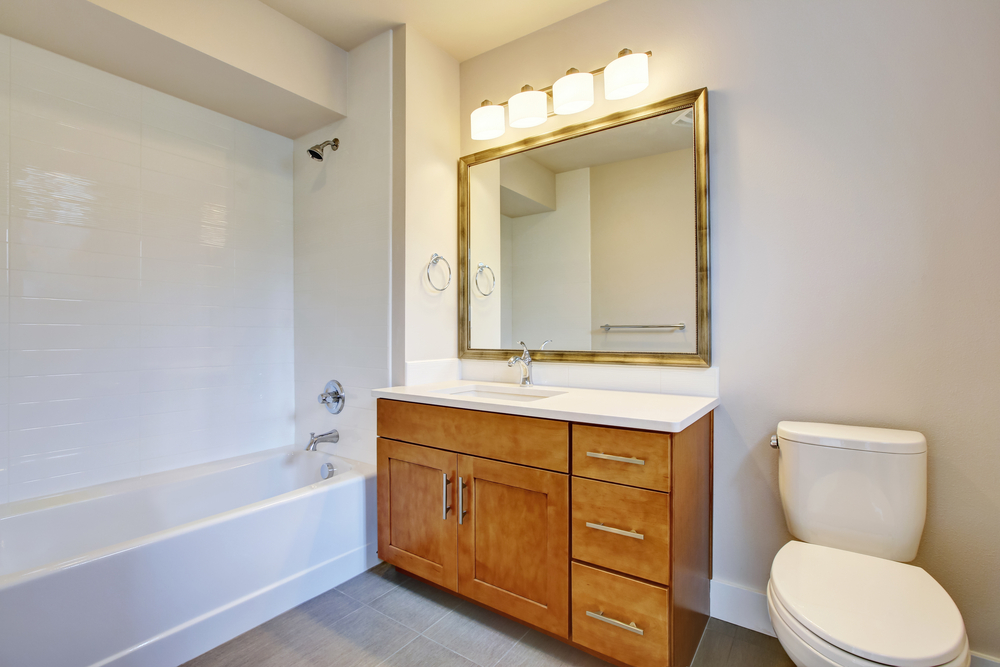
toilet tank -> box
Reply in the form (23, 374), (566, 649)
(777, 421), (927, 562)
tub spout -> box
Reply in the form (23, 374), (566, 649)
(306, 428), (339, 451)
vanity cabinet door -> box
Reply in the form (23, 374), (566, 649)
(377, 438), (459, 591)
(456, 455), (569, 638)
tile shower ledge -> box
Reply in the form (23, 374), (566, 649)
(372, 380), (718, 433)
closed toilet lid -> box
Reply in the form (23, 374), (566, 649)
(770, 542), (966, 667)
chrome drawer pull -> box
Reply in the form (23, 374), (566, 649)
(586, 610), (644, 635)
(586, 522), (644, 540)
(586, 452), (645, 465)
(442, 473), (452, 520)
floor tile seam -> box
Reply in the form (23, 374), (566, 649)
(418, 634), (487, 667)
(336, 577), (403, 605)
(417, 604), (459, 637)
(490, 626), (532, 666)
(372, 633), (421, 667)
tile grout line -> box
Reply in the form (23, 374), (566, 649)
(486, 626), (532, 667)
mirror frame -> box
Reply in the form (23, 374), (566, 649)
(458, 87), (710, 367)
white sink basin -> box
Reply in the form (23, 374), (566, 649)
(433, 384), (566, 403)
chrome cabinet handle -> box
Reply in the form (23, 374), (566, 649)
(442, 474), (452, 520)
(458, 476), (467, 525)
(586, 522), (644, 540)
(586, 610), (644, 635)
(586, 452), (645, 466)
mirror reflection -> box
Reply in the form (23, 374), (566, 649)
(468, 108), (696, 354)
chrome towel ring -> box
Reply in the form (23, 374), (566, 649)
(475, 262), (496, 297)
(426, 253), (452, 292)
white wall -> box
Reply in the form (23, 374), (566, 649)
(508, 168), (592, 350)
(398, 27), (462, 384)
(0, 35), (295, 503)
(459, 0), (1000, 657)
(590, 149), (696, 352)
(293, 31), (392, 465)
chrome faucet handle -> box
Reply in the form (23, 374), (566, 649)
(540, 339), (553, 350)
(517, 340), (532, 362)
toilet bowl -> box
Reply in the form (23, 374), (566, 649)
(767, 542), (970, 667)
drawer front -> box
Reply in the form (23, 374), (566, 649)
(572, 562), (669, 667)
(572, 477), (670, 585)
(378, 399), (569, 472)
(572, 424), (670, 491)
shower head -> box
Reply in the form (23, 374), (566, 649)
(308, 138), (340, 162)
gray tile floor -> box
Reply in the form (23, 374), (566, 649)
(183, 564), (794, 667)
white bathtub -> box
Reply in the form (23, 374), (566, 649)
(0, 446), (377, 667)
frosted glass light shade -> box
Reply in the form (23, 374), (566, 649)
(508, 89), (547, 128)
(552, 71), (594, 115)
(604, 51), (649, 100)
(471, 101), (505, 140)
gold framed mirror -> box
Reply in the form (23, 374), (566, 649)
(458, 88), (709, 367)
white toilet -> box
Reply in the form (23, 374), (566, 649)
(769, 421), (970, 667)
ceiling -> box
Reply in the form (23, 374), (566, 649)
(258, 0), (609, 62)
(509, 110), (693, 174)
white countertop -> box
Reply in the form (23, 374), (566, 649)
(372, 380), (719, 433)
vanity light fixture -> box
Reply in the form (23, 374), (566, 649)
(508, 85), (548, 128)
(468, 49), (652, 139)
(604, 48), (649, 100)
(470, 100), (505, 140)
(552, 68), (594, 115)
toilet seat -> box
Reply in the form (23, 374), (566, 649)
(768, 580), (971, 667)
(769, 542), (968, 667)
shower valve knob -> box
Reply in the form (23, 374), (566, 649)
(318, 380), (346, 415)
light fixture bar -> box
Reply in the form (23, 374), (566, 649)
(492, 51), (652, 108)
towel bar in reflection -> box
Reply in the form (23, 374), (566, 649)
(600, 323), (685, 331)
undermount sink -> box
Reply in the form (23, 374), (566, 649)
(433, 384), (566, 402)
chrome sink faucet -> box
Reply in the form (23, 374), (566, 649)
(508, 341), (534, 387)
(306, 428), (339, 451)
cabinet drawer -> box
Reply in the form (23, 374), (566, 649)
(572, 424), (670, 491)
(572, 562), (669, 667)
(378, 399), (569, 472)
(572, 477), (670, 585)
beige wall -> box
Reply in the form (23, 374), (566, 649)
(590, 149), (696, 352)
(0, 0), (347, 138)
(89, 0), (348, 114)
(460, 0), (1000, 656)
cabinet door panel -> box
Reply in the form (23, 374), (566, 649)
(474, 479), (549, 604)
(378, 438), (458, 590)
(458, 455), (569, 637)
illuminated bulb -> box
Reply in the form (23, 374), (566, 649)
(470, 100), (505, 140)
(604, 48), (649, 100)
(508, 85), (547, 128)
(552, 68), (594, 115)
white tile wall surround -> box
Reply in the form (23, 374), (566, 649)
(0, 35), (295, 504)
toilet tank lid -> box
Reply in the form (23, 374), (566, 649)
(777, 421), (926, 454)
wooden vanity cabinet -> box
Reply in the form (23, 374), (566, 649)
(376, 398), (713, 667)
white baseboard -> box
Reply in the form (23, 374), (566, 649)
(405, 358), (461, 385)
(710, 579), (774, 637)
(972, 653), (1000, 667)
